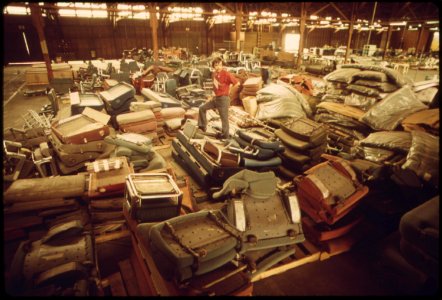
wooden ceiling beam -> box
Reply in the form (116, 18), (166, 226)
(311, 3), (331, 16)
(393, 2), (411, 19)
(329, 3), (349, 21)
(406, 4), (418, 20)
(214, 3), (235, 15)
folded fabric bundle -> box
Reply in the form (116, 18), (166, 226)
(361, 86), (428, 131)
(321, 94), (347, 103)
(357, 131), (412, 153)
(116, 109), (155, 125)
(353, 79), (398, 93)
(401, 108), (439, 134)
(346, 84), (382, 99)
(351, 70), (388, 83)
(119, 119), (158, 133)
(402, 130), (439, 185)
(340, 64), (412, 87)
(415, 87), (438, 105)
(344, 93), (378, 111)
(256, 98), (307, 120)
(316, 101), (365, 120)
(129, 101), (161, 112)
(164, 118), (184, 131)
(324, 68), (360, 84)
(161, 107), (186, 120)
(326, 81), (349, 92)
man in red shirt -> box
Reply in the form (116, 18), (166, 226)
(198, 57), (239, 139)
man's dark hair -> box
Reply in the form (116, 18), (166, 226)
(212, 57), (223, 67)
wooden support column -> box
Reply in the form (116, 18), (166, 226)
(399, 23), (407, 50)
(149, 4), (159, 62)
(207, 17), (215, 55)
(162, 19), (168, 49)
(235, 4), (243, 52)
(108, 4), (120, 58)
(30, 3), (53, 81)
(205, 19), (211, 55)
(297, 2), (307, 68)
(366, 2), (378, 45)
(382, 25), (393, 60)
(415, 25), (425, 56)
(345, 3), (357, 64)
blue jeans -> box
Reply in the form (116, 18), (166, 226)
(198, 95), (230, 139)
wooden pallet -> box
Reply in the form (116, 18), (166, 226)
(251, 239), (327, 282)
(118, 259), (142, 296)
(94, 222), (130, 244)
(251, 217), (377, 282)
(103, 272), (127, 296)
(123, 204), (176, 296)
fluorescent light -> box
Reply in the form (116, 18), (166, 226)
(22, 32), (30, 55)
(425, 20), (439, 24)
(390, 21), (406, 26)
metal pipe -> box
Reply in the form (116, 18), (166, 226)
(366, 2), (378, 45)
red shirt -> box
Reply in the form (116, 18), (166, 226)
(212, 69), (238, 97)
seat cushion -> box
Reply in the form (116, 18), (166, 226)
(399, 196), (439, 260)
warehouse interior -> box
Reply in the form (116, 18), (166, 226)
(2, 2), (439, 296)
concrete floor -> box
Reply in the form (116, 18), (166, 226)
(2, 64), (439, 296)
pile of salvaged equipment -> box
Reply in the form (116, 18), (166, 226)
(3, 55), (439, 296)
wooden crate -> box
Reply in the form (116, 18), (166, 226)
(25, 69), (49, 85)
(25, 66), (73, 85)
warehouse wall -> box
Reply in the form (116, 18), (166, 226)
(3, 15), (43, 63)
(167, 20), (207, 55)
(2, 14), (436, 63)
(389, 29), (432, 53)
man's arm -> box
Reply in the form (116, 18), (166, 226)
(228, 72), (240, 87)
